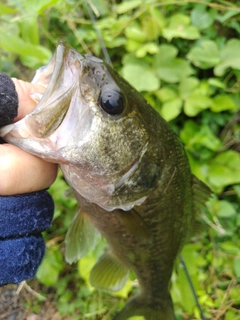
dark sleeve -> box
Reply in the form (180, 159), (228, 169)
(0, 191), (54, 285)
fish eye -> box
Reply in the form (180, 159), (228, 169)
(99, 88), (125, 115)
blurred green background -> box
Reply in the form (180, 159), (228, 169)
(1, 0), (240, 319)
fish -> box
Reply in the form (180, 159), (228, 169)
(0, 41), (211, 320)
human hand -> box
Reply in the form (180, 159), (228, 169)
(0, 78), (58, 195)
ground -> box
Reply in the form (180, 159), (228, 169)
(0, 283), (68, 320)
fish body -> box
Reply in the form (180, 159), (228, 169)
(0, 42), (209, 320)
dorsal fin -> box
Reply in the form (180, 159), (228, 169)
(191, 175), (212, 236)
(116, 209), (152, 244)
(65, 209), (99, 264)
(90, 251), (129, 292)
(192, 175), (212, 216)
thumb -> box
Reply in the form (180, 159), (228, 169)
(11, 78), (46, 121)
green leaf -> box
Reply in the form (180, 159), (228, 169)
(163, 13), (200, 41)
(211, 94), (236, 112)
(180, 120), (199, 145)
(20, 55), (46, 68)
(0, 32), (51, 64)
(217, 10), (240, 24)
(171, 265), (196, 313)
(191, 5), (216, 30)
(215, 200), (236, 218)
(208, 78), (225, 89)
(155, 87), (178, 102)
(233, 185), (240, 198)
(180, 121), (223, 151)
(23, 0), (60, 14)
(161, 98), (182, 121)
(48, 172), (77, 220)
(186, 152), (210, 188)
(36, 248), (63, 286)
(208, 151), (240, 192)
(142, 7), (165, 41)
(19, 16), (39, 45)
(122, 55), (159, 91)
(234, 258), (240, 279)
(196, 126), (223, 151)
(0, 3), (17, 14)
(229, 287), (240, 305)
(78, 256), (96, 286)
(214, 39), (240, 76)
(112, 278), (133, 299)
(125, 26), (146, 42)
(179, 77), (199, 98)
(116, 0), (142, 14)
(135, 42), (158, 58)
(224, 310), (239, 320)
(220, 241), (240, 255)
(184, 93), (212, 116)
(187, 40), (220, 69)
(182, 243), (202, 274)
(125, 39), (141, 52)
(153, 45), (193, 83)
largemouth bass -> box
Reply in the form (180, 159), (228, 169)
(0, 42), (210, 320)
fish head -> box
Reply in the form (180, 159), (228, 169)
(1, 42), (161, 211)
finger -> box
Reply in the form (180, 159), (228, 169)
(0, 144), (58, 195)
(11, 78), (45, 121)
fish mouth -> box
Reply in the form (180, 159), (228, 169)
(1, 41), (82, 139)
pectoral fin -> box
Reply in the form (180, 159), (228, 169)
(65, 209), (99, 264)
(90, 251), (129, 292)
(116, 209), (152, 244)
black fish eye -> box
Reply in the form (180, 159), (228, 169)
(99, 88), (125, 115)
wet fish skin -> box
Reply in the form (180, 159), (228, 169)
(0, 42), (208, 320)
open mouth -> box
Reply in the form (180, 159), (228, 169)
(24, 41), (82, 138)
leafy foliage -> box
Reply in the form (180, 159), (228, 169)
(1, 0), (240, 319)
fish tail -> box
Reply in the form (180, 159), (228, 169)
(113, 293), (176, 320)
